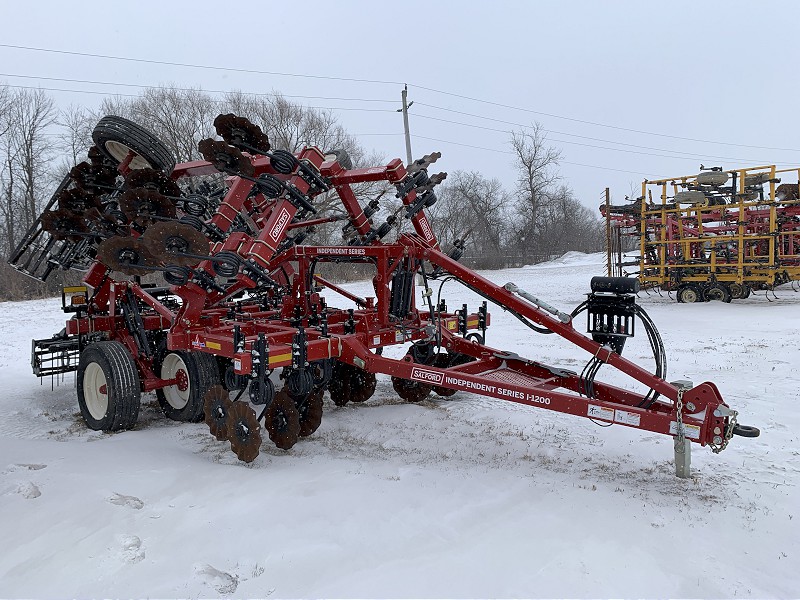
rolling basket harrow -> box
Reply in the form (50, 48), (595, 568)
(10, 114), (759, 476)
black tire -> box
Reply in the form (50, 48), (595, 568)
(77, 341), (141, 431)
(704, 283), (732, 303)
(326, 148), (353, 170)
(728, 282), (746, 300)
(676, 284), (702, 303)
(92, 115), (176, 173)
(156, 350), (220, 422)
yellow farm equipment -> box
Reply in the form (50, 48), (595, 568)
(602, 165), (800, 302)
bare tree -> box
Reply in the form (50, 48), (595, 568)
(510, 124), (562, 254)
(429, 170), (509, 267)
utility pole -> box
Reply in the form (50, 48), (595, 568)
(399, 84), (414, 166)
(605, 187), (612, 277)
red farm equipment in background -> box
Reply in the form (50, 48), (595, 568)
(9, 114), (759, 476)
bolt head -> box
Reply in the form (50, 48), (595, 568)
(714, 427), (722, 435)
(686, 402), (696, 412)
(713, 436), (723, 445)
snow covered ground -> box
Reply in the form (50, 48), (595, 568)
(0, 252), (798, 598)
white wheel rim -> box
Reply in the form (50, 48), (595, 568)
(83, 362), (109, 420)
(161, 354), (190, 409)
(104, 141), (152, 170)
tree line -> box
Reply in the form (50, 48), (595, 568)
(0, 83), (604, 299)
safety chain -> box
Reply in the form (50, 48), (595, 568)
(710, 408), (739, 454)
(675, 387), (685, 446)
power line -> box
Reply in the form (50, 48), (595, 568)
(413, 106), (798, 162)
(0, 73), (397, 103)
(1, 83), (397, 113)
(412, 88), (800, 152)
(0, 43), (404, 86)
(413, 135), (656, 177)
(411, 111), (785, 165)
(1, 43), (795, 153)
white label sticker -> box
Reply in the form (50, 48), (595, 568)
(234, 358), (242, 371)
(670, 422), (701, 439)
(395, 330), (404, 342)
(588, 405), (614, 421)
(373, 335), (381, 346)
(614, 409), (641, 427)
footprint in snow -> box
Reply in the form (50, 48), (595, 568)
(118, 534), (145, 564)
(3, 463), (47, 475)
(108, 493), (144, 510)
(195, 564), (239, 594)
(16, 481), (41, 499)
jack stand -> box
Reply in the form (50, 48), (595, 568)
(674, 436), (691, 478)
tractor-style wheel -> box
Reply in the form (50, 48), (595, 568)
(92, 115), (176, 173)
(204, 385), (232, 441)
(77, 341), (141, 431)
(156, 350), (220, 422)
(729, 282), (751, 300)
(227, 401), (262, 462)
(704, 283), (732, 303)
(296, 388), (324, 437)
(264, 389), (301, 450)
(676, 284), (702, 303)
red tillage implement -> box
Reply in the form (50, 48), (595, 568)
(11, 114), (759, 475)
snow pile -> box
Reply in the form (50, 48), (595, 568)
(0, 253), (798, 597)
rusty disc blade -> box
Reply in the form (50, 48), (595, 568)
(391, 375), (432, 403)
(214, 113), (271, 154)
(69, 161), (118, 190)
(226, 401), (262, 462)
(119, 188), (177, 224)
(124, 168), (182, 198)
(296, 388), (324, 437)
(350, 368), (377, 403)
(431, 352), (457, 397)
(198, 138), (255, 177)
(95, 235), (156, 275)
(264, 389), (301, 450)
(41, 208), (89, 241)
(328, 362), (351, 406)
(204, 385), (232, 441)
(141, 221), (209, 266)
(57, 187), (102, 214)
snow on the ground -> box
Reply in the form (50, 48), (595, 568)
(0, 253), (798, 598)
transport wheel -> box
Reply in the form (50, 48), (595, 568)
(77, 341), (141, 431)
(729, 283), (751, 299)
(676, 284), (702, 303)
(204, 385), (232, 441)
(92, 115), (176, 172)
(704, 283), (732, 303)
(296, 388), (324, 437)
(156, 350), (220, 422)
(227, 401), (262, 462)
(392, 376), (432, 403)
(264, 389), (301, 450)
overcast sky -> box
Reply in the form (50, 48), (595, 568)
(2, 0), (799, 211)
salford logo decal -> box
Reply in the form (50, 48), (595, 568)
(269, 208), (291, 241)
(410, 367), (444, 385)
(418, 215), (434, 241)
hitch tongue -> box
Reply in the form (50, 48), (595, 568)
(504, 282), (571, 323)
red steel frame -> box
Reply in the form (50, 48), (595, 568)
(64, 146), (746, 458)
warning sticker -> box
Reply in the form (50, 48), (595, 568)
(670, 422), (701, 439)
(588, 405), (614, 421)
(395, 330), (404, 342)
(614, 409), (641, 427)
(373, 335), (381, 345)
